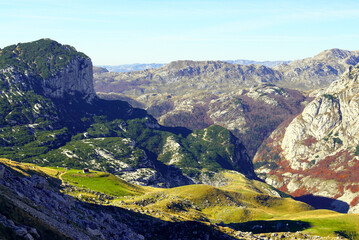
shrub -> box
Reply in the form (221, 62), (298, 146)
(355, 145), (359, 156)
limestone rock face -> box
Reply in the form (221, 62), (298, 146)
(42, 57), (96, 102)
(254, 64), (359, 213)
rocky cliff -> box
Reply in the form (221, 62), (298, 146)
(254, 64), (359, 213)
(0, 39), (96, 102)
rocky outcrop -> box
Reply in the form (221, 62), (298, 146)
(254, 64), (359, 213)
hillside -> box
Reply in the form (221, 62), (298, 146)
(0, 159), (240, 240)
(0, 39), (256, 188)
(254, 64), (359, 214)
(2, 159), (358, 239)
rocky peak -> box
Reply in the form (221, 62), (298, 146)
(0, 39), (96, 102)
(314, 48), (358, 61)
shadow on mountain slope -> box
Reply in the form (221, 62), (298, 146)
(228, 220), (311, 234)
(295, 194), (349, 213)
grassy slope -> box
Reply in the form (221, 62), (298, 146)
(274, 210), (359, 238)
(1, 158), (358, 239)
(61, 169), (145, 197)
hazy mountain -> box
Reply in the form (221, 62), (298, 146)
(98, 63), (165, 72)
(97, 60), (290, 73)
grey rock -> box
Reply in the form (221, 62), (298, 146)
(0, 164), (4, 179)
(30, 175), (49, 189)
(28, 228), (40, 238)
(23, 233), (35, 240)
(15, 226), (28, 236)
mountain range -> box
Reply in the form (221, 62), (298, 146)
(95, 60), (290, 73)
(1, 39), (359, 239)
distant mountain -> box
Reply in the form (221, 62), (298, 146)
(97, 63), (165, 72)
(225, 59), (291, 67)
(93, 66), (109, 74)
(97, 60), (290, 73)
(254, 64), (359, 213)
(94, 60), (282, 95)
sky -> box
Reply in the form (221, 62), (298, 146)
(1, 0), (359, 65)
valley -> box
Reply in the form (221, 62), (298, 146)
(0, 39), (359, 239)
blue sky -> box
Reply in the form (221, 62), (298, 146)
(1, 0), (359, 65)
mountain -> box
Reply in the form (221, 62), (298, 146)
(254, 64), (359, 213)
(98, 63), (165, 72)
(0, 39), (255, 187)
(94, 60), (282, 95)
(274, 48), (359, 90)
